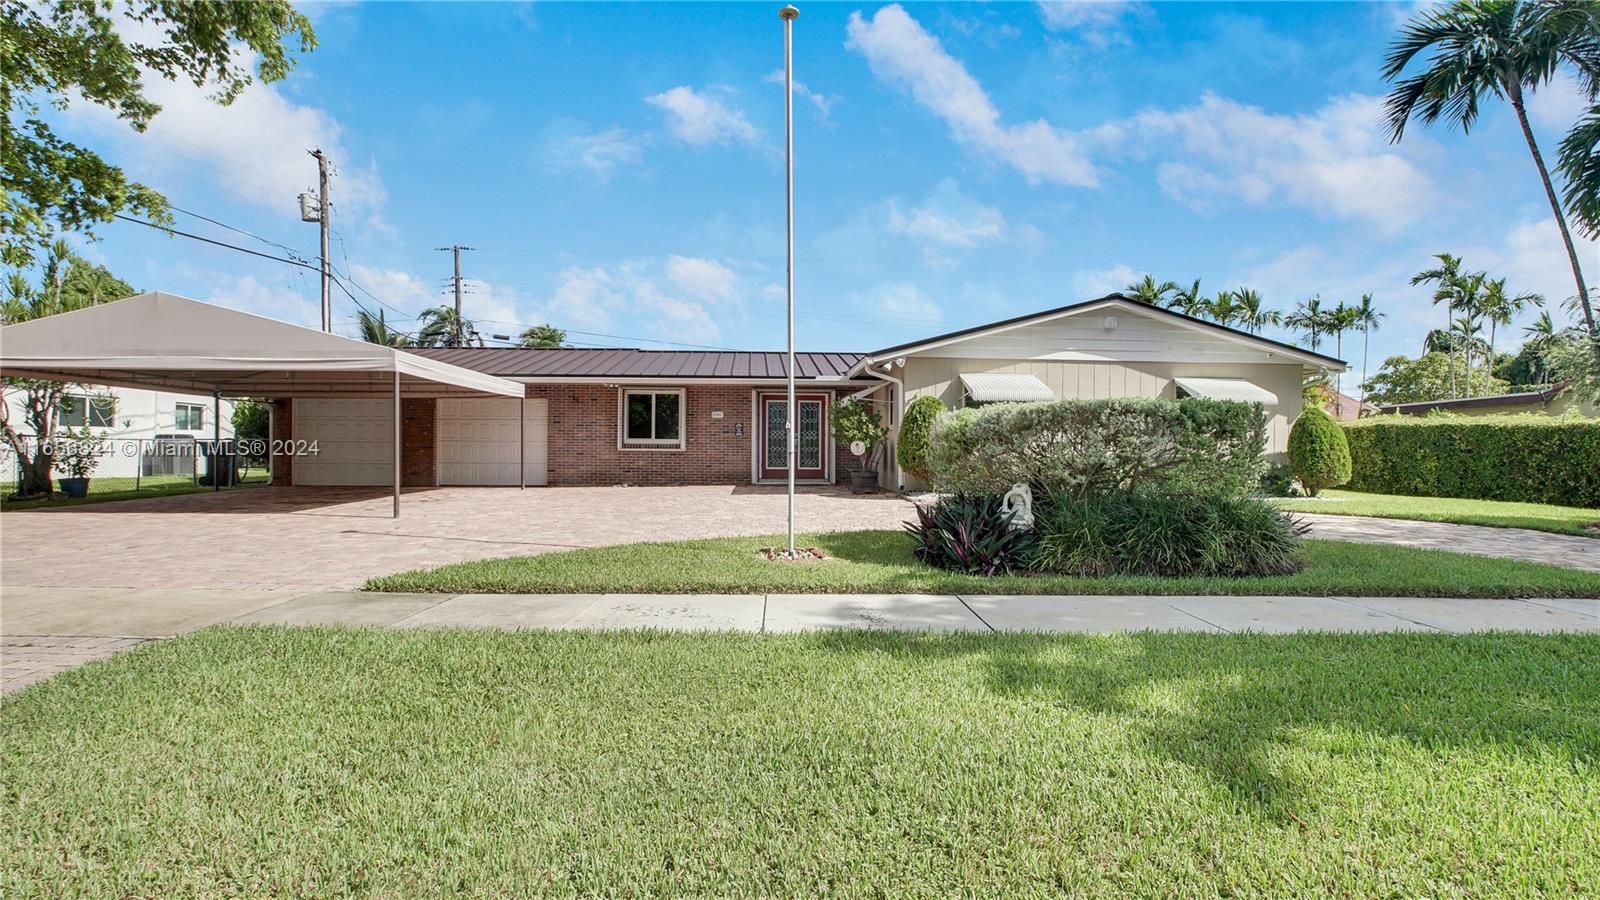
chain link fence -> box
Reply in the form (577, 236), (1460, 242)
(2, 436), (270, 500)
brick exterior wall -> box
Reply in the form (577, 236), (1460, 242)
(401, 398), (436, 487)
(270, 385), (865, 488)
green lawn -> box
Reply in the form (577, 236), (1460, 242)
(366, 530), (1600, 598)
(3, 627), (1595, 896)
(1275, 489), (1600, 537)
(0, 469), (268, 510)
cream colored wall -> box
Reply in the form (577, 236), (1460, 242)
(901, 357), (1305, 458)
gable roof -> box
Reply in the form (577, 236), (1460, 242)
(405, 347), (866, 380)
(852, 293), (1347, 371)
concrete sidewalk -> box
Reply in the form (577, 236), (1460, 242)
(4, 587), (1595, 692)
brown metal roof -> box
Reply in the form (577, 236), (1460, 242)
(403, 347), (867, 379)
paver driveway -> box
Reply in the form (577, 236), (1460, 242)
(0, 486), (918, 591)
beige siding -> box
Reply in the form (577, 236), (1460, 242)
(902, 357), (1304, 459)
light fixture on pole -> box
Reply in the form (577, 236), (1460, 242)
(780, 3), (799, 558)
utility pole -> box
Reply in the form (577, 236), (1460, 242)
(306, 149), (332, 332)
(436, 245), (473, 347)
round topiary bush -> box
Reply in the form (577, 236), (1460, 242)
(896, 395), (945, 482)
(1287, 406), (1351, 497)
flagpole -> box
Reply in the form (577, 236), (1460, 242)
(781, 4), (798, 557)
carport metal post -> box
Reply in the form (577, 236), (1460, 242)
(212, 390), (221, 492)
(518, 396), (526, 489)
(392, 370), (401, 518)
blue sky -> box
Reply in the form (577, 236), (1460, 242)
(48, 1), (1599, 383)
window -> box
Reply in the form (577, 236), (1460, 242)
(619, 389), (683, 448)
(174, 403), (205, 431)
(58, 394), (116, 428)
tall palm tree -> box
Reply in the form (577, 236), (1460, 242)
(1351, 294), (1386, 404)
(1558, 104), (1600, 245)
(1124, 275), (1178, 306)
(1451, 313), (1490, 396)
(1230, 287), (1279, 335)
(1285, 296), (1328, 352)
(1412, 253), (1467, 397)
(1169, 279), (1207, 317)
(1476, 277), (1543, 366)
(1521, 310), (1562, 383)
(1204, 290), (1241, 327)
(1383, 0), (1599, 355)
(416, 305), (479, 348)
(356, 305), (412, 347)
(1325, 302), (1364, 396)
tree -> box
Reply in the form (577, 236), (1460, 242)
(1230, 287), (1279, 334)
(518, 324), (568, 348)
(1383, 0), (1600, 353)
(0, 246), (138, 496)
(1412, 253), (1469, 397)
(1360, 352), (1510, 405)
(1519, 310), (1564, 382)
(1287, 407), (1351, 497)
(1476, 277), (1543, 367)
(1284, 296), (1329, 351)
(2, 1), (316, 268)
(1169, 279), (1208, 317)
(1558, 105), (1600, 240)
(1124, 275), (1178, 306)
(1204, 290), (1241, 327)
(1351, 294), (1385, 404)
(416, 306), (479, 348)
(896, 395), (944, 484)
(355, 305), (412, 347)
(1450, 313), (1490, 395)
(1326, 302), (1362, 396)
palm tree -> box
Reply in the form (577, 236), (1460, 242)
(1169, 279), (1207, 317)
(1124, 275), (1178, 306)
(1230, 288), (1279, 335)
(1204, 290), (1241, 327)
(416, 305), (479, 348)
(518, 324), (568, 348)
(1520, 310), (1561, 383)
(1558, 104), (1600, 246)
(1476, 277), (1543, 366)
(1383, 0), (1598, 356)
(1351, 294), (1385, 404)
(356, 305), (412, 347)
(1284, 296), (1328, 352)
(1325, 302), (1363, 396)
(1412, 253), (1467, 397)
(1451, 313), (1490, 396)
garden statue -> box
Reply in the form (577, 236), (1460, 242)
(1001, 482), (1034, 530)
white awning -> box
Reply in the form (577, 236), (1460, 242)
(0, 291), (523, 398)
(1174, 376), (1278, 404)
(959, 373), (1055, 403)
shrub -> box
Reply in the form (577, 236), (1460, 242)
(1342, 414), (1600, 507)
(829, 398), (889, 472)
(905, 494), (1038, 576)
(928, 397), (1267, 500)
(1287, 407), (1350, 497)
(1033, 491), (1307, 578)
(1257, 462), (1299, 497)
(896, 395), (944, 483)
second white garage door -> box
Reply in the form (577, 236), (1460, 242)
(292, 398), (395, 486)
(437, 397), (548, 485)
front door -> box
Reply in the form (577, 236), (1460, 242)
(760, 393), (827, 481)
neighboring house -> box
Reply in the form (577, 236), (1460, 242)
(1320, 389), (1380, 421)
(1377, 381), (1597, 418)
(1, 386), (237, 443)
(264, 293), (1342, 491)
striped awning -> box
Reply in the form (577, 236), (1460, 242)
(959, 373), (1055, 403)
(1173, 377), (1278, 404)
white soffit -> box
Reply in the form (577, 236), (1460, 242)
(1174, 377), (1278, 404)
(959, 373), (1055, 403)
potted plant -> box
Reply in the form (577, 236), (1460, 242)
(830, 398), (889, 494)
(52, 427), (103, 498)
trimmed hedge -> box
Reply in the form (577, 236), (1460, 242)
(1342, 414), (1600, 508)
(1287, 407), (1351, 497)
(929, 397), (1267, 500)
(896, 395), (944, 483)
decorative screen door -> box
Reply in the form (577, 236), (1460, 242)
(760, 393), (827, 480)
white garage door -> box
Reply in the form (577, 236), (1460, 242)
(437, 398), (548, 486)
(292, 398), (394, 486)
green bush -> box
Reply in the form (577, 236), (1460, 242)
(1287, 407), (1351, 497)
(905, 494), (1039, 576)
(1033, 491), (1307, 577)
(896, 395), (944, 483)
(829, 398), (889, 472)
(1342, 414), (1600, 508)
(928, 397), (1267, 500)
(1257, 462), (1299, 497)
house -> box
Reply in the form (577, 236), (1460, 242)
(1, 291), (1344, 496)
(2, 386), (237, 442)
(1319, 388), (1380, 421)
(1377, 381), (1597, 418)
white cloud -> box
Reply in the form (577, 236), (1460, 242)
(887, 183), (1007, 249)
(1071, 263), (1140, 298)
(1036, 1), (1144, 47)
(646, 86), (762, 147)
(848, 281), (944, 324)
(764, 69), (837, 124)
(845, 4), (1098, 187)
(1126, 92), (1438, 231)
(207, 274), (321, 328)
(1483, 218), (1598, 315)
(665, 256), (737, 302)
(546, 124), (646, 181)
(1527, 70), (1591, 133)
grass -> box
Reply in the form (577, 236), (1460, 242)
(0, 469), (267, 511)
(365, 529), (1600, 598)
(1275, 489), (1600, 537)
(3, 627), (1596, 896)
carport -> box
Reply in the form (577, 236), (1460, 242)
(0, 291), (526, 516)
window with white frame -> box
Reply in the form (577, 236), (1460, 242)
(619, 389), (684, 448)
(174, 403), (205, 431)
(57, 394), (116, 428)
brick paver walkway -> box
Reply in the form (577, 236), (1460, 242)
(2, 634), (152, 692)
(1296, 513), (1599, 572)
